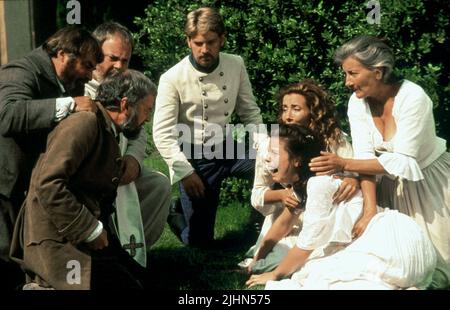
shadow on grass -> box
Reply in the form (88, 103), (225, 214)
(142, 205), (264, 290)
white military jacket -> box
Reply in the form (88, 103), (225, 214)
(153, 52), (263, 184)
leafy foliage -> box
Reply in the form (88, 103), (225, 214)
(134, 0), (449, 195)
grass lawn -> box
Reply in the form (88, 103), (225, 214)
(143, 150), (264, 290)
(145, 200), (262, 290)
(141, 146), (450, 291)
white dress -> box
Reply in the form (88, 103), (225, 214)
(243, 134), (353, 273)
(266, 176), (437, 290)
(347, 79), (450, 288)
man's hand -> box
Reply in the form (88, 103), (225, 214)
(86, 229), (108, 250)
(120, 155), (141, 185)
(332, 176), (360, 204)
(309, 151), (346, 175)
(182, 172), (205, 199)
(73, 96), (98, 113)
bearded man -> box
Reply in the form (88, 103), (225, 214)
(153, 8), (263, 246)
(0, 26), (102, 286)
(11, 69), (156, 289)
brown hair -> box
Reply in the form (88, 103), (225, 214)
(43, 26), (103, 63)
(185, 7), (226, 38)
(277, 79), (343, 151)
(277, 124), (323, 208)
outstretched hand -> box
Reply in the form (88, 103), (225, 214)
(73, 96), (98, 113)
(309, 151), (346, 175)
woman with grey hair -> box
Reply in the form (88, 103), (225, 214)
(309, 35), (450, 289)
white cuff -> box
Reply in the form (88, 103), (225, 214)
(171, 164), (195, 185)
(377, 152), (424, 181)
(55, 97), (75, 122)
(85, 221), (103, 243)
(251, 187), (279, 216)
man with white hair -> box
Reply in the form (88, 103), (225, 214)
(85, 22), (171, 264)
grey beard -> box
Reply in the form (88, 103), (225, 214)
(120, 108), (142, 139)
(122, 126), (142, 140)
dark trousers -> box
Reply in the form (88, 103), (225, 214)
(90, 225), (144, 290)
(179, 143), (255, 246)
(0, 195), (15, 262)
(0, 194), (24, 290)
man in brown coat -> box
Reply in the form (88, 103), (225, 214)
(10, 69), (156, 290)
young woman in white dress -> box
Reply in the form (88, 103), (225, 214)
(246, 124), (436, 290)
(242, 80), (358, 274)
(309, 35), (450, 289)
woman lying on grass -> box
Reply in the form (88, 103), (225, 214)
(241, 80), (358, 274)
(246, 124), (436, 290)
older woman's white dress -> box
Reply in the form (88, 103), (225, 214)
(347, 79), (450, 289)
(266, 176), (436, 290)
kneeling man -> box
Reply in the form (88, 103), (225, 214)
(10, 70), (156, 290)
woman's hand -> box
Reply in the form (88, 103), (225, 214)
(281, 187), (301, 213)
(332, 176), (360, 204)
(352, 211), (376, 239)
(309, 151), (346, 175)
(247, 259), (257, 274)
(246, 271), (277, 288)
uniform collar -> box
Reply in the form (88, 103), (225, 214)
(189, 53), (220, 74)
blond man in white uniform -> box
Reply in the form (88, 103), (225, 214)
(153, 8), (263, 246)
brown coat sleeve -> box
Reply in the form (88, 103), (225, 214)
(34, 111), (100, 243)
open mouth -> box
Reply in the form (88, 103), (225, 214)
(265, 159), (279, 174)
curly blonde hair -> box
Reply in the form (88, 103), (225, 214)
(277, 79), (344, 151)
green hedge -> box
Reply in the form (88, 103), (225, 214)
(134, 0), (449, 199)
